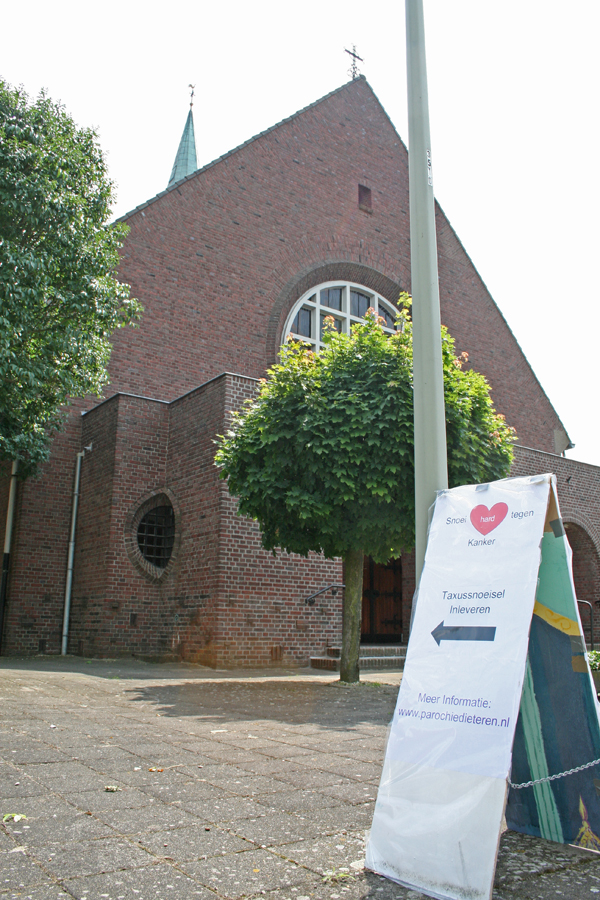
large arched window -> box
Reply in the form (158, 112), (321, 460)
(283, 281), (400, 352)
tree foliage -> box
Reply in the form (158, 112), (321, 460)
(0, 81), (141, 476)
(215, 302), (515, 563)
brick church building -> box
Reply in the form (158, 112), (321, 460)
(2, 77), (599, 664)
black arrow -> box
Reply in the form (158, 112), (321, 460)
(431, 621), (496, 646)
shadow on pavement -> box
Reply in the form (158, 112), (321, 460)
(126, 679), (399, 729)
(0, 655), (218, 680)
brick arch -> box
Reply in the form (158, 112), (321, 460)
(265, 261), (405, 366)
(564, 520), (600, 647)
(556, 501), (600, 558)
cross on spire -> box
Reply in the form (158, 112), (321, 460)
(344, 45), (363, 80)
(189, 84), (195, 108)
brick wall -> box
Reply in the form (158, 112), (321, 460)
(1, 405), (87, 655)
(68, 393), (172, 657)
(3, 373), (344, 667)
(162, 376), (229, 666)
(215, 375), (344, 667)
(165, 373), (343, 668)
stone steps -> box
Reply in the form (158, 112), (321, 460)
(310, 644), (407, 671)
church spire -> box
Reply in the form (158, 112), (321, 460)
(168, 87), (198, 187)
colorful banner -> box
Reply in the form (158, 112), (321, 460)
(506, 516), (600, 848)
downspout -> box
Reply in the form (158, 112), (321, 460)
(61, 450), (85, 655)
(0, 461), (19, 654)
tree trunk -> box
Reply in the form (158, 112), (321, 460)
(340, 547), (363, 683)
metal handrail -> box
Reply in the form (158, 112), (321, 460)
(304, 584), (345, 606)
(578, 599), (595, 652)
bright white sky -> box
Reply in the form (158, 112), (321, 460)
(3, 1), (599, 465)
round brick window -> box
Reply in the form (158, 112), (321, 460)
(125, 489), (181, 583)
(137, 505), (175, 568)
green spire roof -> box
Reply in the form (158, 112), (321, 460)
(168, 108), (197, 187)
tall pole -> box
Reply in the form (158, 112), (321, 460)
(61, 451), (84, 655)
(406, 0), (448, 592)
(0, 461), (19, 653)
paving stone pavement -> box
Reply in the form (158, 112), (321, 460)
(1, 656), (599, 900)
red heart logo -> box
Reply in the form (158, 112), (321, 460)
(470, 503), (508, 536)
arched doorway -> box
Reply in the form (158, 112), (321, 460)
(361, 556), (404, 644)
(564, 522), (600, 647)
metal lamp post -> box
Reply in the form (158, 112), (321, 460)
(406, 0), (448, 592)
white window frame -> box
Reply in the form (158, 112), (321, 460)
(283, 281), (399, 352)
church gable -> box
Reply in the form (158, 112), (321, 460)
(113, 76), (565, 454)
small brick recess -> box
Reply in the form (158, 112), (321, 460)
(0, 77), (597, 663)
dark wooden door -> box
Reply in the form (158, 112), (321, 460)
(361, 556), (403, 643)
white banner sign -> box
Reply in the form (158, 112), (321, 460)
(366, 474), (552, 900)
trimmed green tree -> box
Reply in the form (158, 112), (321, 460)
(215, 302), (515, 682)
(0, 81), (141, 476)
